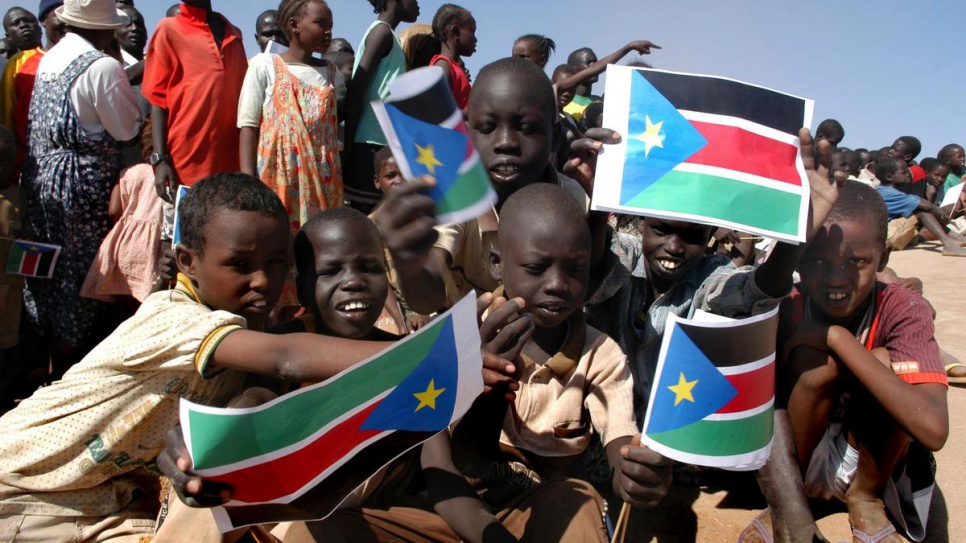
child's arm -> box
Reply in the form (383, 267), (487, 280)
(422, 433), (518, 543)
(345, 24), (393, 154)
(787, 323), (948, 451)
(555, 41), (661, 95)
(150, 105), (178, 203)
(108, 183), (122, 223)
(237, 57), (271, 177)
(605, 435), (673, 508)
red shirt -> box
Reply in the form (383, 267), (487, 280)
(141, 4), (247, 186)
(909, 164), (926, 184)
(431, 55), (471, 110)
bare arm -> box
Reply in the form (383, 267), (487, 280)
(151, 104), (178, 202)
(345, 24), (392, 152)
(556, 41), (661, 94)
(239, 126), (259, 177)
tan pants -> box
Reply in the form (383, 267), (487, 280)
(0, 495), (156, 543)
(887, 216), (919, 250)
(286, 478), (608, 543)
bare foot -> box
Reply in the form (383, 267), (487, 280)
(941, 242), (966, 256)
(846, 496), (904, 543)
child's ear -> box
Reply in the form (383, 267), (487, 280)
(878, 245), (891, 272)
(175, 245), (196, 281)
(488, 248), (502, 283)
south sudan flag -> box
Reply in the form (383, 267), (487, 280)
(5, 240), (60, 278)
(180, 294), (484, 531)
(592, 66), (813, 243)
(641, 307), (779, 470)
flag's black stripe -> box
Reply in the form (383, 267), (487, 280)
(640, 70), (806, 136)
(387, 75), (458, 125)
(679, 314), (778, 368)
(36, 250), (55, 277)
(224, 431), (432, 528)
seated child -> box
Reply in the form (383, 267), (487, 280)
(919, 157), (950, 205)
(873, 156), (966, 255)
(771, 180), (948, 543)
(938, 143), (965, 191)
(0, 173), (399, 541)
(307, 182), (671, 542)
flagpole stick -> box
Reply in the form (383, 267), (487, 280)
(610, 502), (630, 543)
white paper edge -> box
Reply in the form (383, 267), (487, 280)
(941, 182), (964, 209)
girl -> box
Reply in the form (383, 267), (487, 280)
(345, 0), (419, 212)
(238, 0), (346, 307)
(430, 4), (476, 110)
(511, 33), (556, 69)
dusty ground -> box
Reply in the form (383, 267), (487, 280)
(625, 243), (964, 542)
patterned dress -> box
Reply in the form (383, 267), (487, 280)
(257, 55), (343, 306)
(21, 51), (122, 346)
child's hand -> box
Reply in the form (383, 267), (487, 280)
(615, 435), (673, 508)
(478, 292), (533, 400)
(564, 128), (622, 195)
(156, 424), (233, 507)
(373, 176), (439, 268)
(406, 313), (431, 332)
(800, 128), (846, 241)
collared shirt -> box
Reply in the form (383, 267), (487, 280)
(142, 4), (247, 185)
(856, 167), (879, 187)
(876, 184), (921, 220)
(586, 254), (783, 422)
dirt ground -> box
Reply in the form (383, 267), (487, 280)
(627, 243), (964, 542)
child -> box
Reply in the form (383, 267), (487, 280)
(430, 3), (476, 110)
(890, 135), (925, 185)
(80, 161), (163, 312)
(0, 173), (401, 541)
(0, 127), (30, 410)
(938, 143), (965, 191)
(511, 33), (555, 68)
(919, 157), (950, 204)
(345, 0), (419, 212)
(371, 147), (430, 333)
(142, 0), (248, 202)
(374, 57), (593, 315)
(310, 182), (671, 542)
(873, 156), (966, 255)
(560, 41), (661, 124)
(770, 180), (948, 542)
(551, 63), (582, 170)
(814, 118), (844, 146)
(238, 0), (346, 307)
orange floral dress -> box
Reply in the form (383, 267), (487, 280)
(257, 55), (344, 306)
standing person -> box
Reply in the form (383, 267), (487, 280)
(21, 0), (140, 377)
(142, 0), (248, 203)
(254, 8), (287, 53)
(0, 6), (43, 130)
(345, 0), (419, 212)
(114, 4), (145, 82)
(429, 3), (476, 110)
(238, 0), (346, 307)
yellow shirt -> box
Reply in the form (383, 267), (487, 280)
(0, 47), (42, 129)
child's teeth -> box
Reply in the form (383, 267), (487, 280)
(341, 301), (370, 311)
(658, 259), (680, 270)
(828, 293), (847, 301)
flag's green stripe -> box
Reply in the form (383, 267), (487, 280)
(648, 408), (773, 456)
(5, 243), (23, 274)
(188, 319), (445, 470)
(625, 171), (801, 236)
(437, 160), (491, 216)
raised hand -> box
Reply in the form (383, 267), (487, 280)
(564, 127), (622, 196)
(799, 128), (845, 241)
(626, 40), (662, 55)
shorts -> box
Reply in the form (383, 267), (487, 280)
(803, 422), (935, 542)
(0, 494), (156, 543)
(887, 216), (919, 250)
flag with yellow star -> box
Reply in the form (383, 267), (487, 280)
(591, 65), (814, 243)
(178, 293), (484, 531)
(5, 240), (60, 278)
(372, 66), (496, 225)
(642, 306), (780, 470)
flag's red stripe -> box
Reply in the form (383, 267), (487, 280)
(208, 402), (383, 503)
(719, 361), (775, 413)
(684, 121), (802, 187)
(21, 253), (39, 276)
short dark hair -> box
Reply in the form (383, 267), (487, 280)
(551, 63), (576, 79)
(825, 180), (888, 248)
(515, 33), (556, 61)
(919, 157), (946, 173)
(178, 173), (286, 254)
(471, 57), (556, 120)
(873, 146), (893, 165)
(938, 143), (963, 162)
(567, 47), (593, 66)
(329, 37), (353, 55)
(293, 207), (380, 283)
(815, 119), (845, 145)
(499, 182), (589, 250)
(373, 146), (394, 174)
(366, 0), (388, 14)
(874, 156), (901, 183)
(431, 4), (471, 42)
(895, 136), (921, 159)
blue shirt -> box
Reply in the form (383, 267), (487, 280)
(876, 185), (922, 220)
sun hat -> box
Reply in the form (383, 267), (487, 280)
(54, 0), (129, 30)
(38, 0), (63, 22)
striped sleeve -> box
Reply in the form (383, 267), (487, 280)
(195, 323), (244, 379)
(874, 285), (947, 386)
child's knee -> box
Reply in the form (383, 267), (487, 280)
(789, 347), (842, 394)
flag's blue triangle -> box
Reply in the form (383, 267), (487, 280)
(620, 70), (709, 205)
(361, 317), (458, 432)
(645, 324), (737, 434)
(385, 104), (467, 197)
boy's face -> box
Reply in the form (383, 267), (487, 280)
(468, 71), (554, 200)
(927, 165), (949, 187)
(179, 210), (290, 329)
(799, 219), (887, 325)
(573, 50), (599, 83)
(552, 71), (575, 110)
(639, 218), (711, 291)
(255, 13), (285, 50)
(829, 152), (849, 180)
(891, 162), (911, 187)
(494, 219), (590, 329)
(301, 219), (388, 339)
(942, 146), (965, 175)
(374, 156), (401, 193)
(3, 8), (41, 51)
(889, 139), (911, 163)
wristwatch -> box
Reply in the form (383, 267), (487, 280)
(149, 152), (167, 166)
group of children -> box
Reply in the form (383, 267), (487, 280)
(0, 1), (960, 542)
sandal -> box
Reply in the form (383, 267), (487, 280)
(736, 509), (773, 543)
(946, 363), (966, 385)
(851, 524), (897, 543)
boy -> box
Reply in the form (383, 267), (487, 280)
(873, 155), (966, 255)
(919, 157), (950, 204)
(310, 182), (670, 542)
(0, 174), (405, 541)
(890, 135), (925, 186)
(142, 0), (247, 203)
(814, 118), (844, 146)
(763, 180), (948, 543)
(937, 143), (965, 190)
(551, 63), (582, 170)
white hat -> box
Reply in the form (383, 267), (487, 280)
(55, 0), (129, 30)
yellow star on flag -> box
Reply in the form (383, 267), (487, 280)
(668, 372), (697, 406)
(635, 115), (665, 158)
(414, 143), (443, 174)
(413, 379), (446, 412)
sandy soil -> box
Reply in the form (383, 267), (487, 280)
(624, 243), (964, 542)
